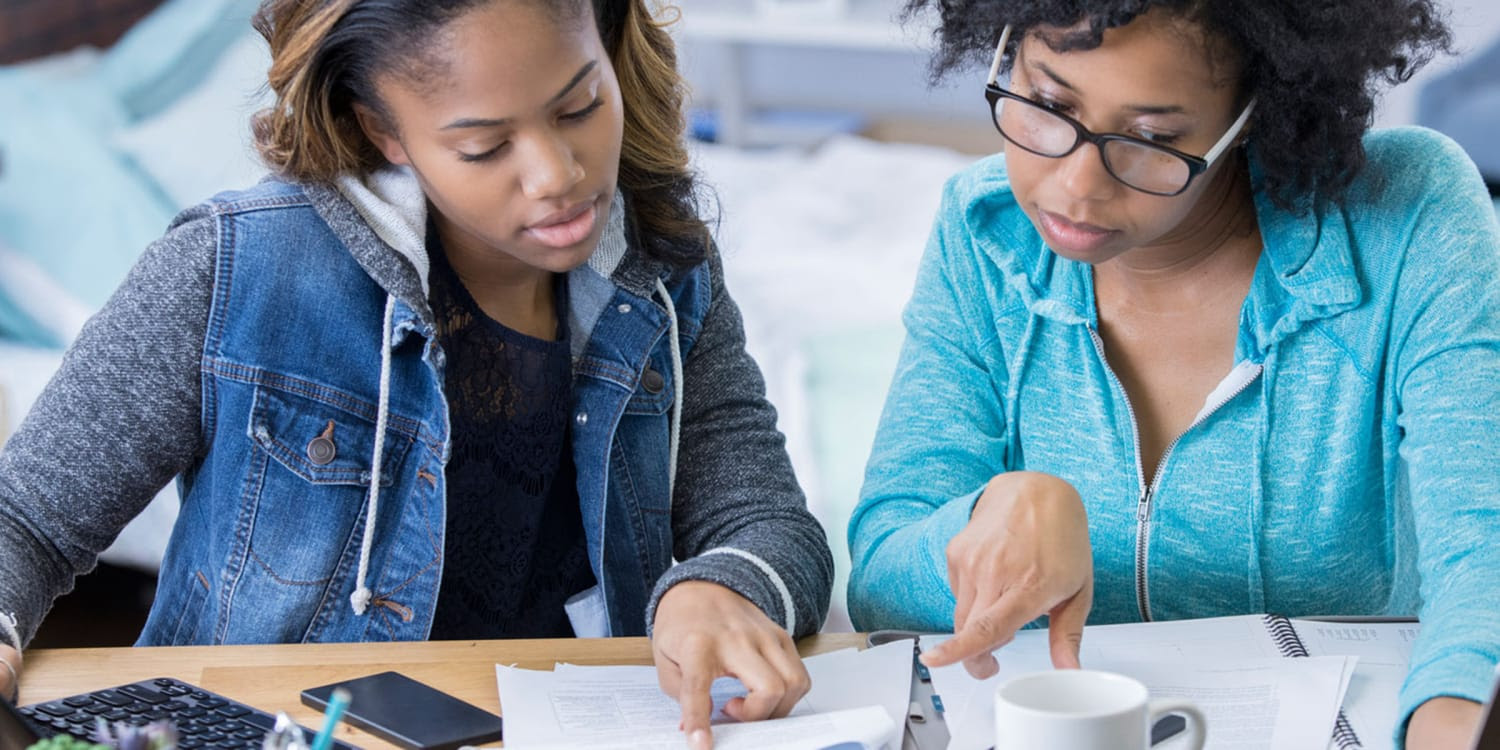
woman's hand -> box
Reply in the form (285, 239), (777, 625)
(651, 581), (810, 750)
(1406, 696), (1482, 749)
(0, 643), (20, 703)
(920, 471), (1094, 679)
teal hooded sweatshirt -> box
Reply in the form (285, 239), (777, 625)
(849, 126), (1500, 740)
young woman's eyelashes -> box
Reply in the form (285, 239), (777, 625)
(561, 96), (605, 122)
(1133, 128), (1181, 146)
(456, 96), (606, 164)
(1024, 86), (1184, 146)
(458, 143), (507, 163)
(1027, 89), (1075, 115)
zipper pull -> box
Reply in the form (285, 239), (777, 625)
(1136, 487), (1154, 522)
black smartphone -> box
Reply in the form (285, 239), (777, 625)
(300, 671), (503, 750)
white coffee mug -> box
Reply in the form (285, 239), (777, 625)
(993, 669), (1206, 750)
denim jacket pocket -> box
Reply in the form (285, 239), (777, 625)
(240, 383), (416, 590)
(249, 385), (414, 487)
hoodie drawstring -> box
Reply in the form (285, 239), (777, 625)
(350, 282), (680, 615)
(654, 278), (684, 502)
(0, 611), (19, 653)
(351, 294), (397, 616)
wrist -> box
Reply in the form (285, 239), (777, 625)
(1406, 695), (1482, 749)
(0, 647), (19, 704)
(975, 471), (1083, 518)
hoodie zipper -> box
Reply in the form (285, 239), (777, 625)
(1087, 327), (1263, 622)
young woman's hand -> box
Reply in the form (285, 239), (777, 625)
(920, 471), (1094, 678)
(1406, 696), (1482, 749)
(651, 580), (810, 750)
(0, 643), (20, 703)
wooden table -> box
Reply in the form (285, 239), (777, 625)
(18, 634), (867, 748)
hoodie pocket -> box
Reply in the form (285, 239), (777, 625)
(243, 383), (415, 586)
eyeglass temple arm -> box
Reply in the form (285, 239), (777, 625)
(987, 25), (1013, 85)
(1202, 99), (1256, 165)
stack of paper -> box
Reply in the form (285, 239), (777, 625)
(495, 640), (913, 750)
(1291, 620), (1418, 750)
(923, 618), (1358, 750)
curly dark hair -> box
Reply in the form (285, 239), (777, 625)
(904, 0), (1453, 210)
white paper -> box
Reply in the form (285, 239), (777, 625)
(919, 616), (1357, 750)
(1292, 620), (1419, 750)
(501, 705), (893, 750)
(496, 640), (912, 750)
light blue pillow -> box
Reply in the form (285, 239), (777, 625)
(0, 67), (176, 344)
(98, 0), (260, 121)
(0, 292), (48, 348)
(113, 31), (273, 210)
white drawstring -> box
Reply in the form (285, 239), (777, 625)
(653, 278), (684, 501)
(0, 611), (19, 652)
(351, 294), (397, 616)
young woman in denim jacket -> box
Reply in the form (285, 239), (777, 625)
(847, 1), (1499, 747)
(0, 1), (833, 745)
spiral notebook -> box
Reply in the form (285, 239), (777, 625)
(1261, 615), (1418, 750)
(892, 613), (1421, 750)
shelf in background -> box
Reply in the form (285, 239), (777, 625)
(671, 3), (939, 147)
(675, 7), (934, 52)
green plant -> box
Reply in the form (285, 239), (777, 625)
(24, 737), (110, 750)
(26, 719), (179, 750)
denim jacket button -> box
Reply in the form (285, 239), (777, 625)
(642, 368), (665, 394)
(617, 303), (632, 314)
(575, 411), (589, 427)
(307, 422), (338, 465)
(307, 436), (336, 465)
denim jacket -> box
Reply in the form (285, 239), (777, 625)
(0, 168), (832, 648)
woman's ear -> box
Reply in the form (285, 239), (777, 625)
(354, 102), (411, 166)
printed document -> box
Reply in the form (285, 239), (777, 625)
(495, 640), (913, 750)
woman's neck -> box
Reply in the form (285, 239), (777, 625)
(432, 214), (559, 341)
(1096, 156), (1261, 311)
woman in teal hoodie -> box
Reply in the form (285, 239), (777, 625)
(847, 1), (1499, 746)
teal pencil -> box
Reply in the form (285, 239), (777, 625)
(310, 687), (352, 750)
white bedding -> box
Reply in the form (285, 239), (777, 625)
(693, 136), (980, 629)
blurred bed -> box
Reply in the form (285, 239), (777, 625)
(0, 0), (983, 630)
(0, 0), (270, 576)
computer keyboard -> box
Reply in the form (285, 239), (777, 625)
(19, 677), (359, 749)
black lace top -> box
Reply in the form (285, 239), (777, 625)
(426, 235), (596, 640)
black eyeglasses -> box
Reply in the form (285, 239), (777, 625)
(983, 25), (1254, 197)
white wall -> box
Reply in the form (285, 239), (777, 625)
(673, 0), (1500, 135)
(1374, 0), (1500, 128)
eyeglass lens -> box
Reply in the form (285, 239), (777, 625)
(993, 95), (1193, 195)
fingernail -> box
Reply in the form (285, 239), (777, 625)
(689, 728), (711, 750)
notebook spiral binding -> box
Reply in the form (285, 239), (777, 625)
(1263, 614), (1363, 750)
